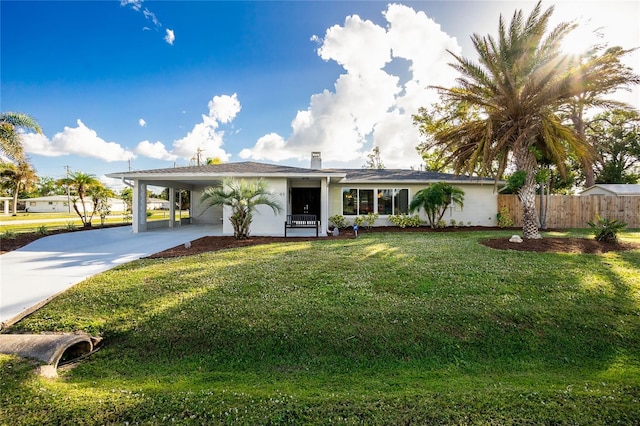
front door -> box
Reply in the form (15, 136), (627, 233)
(291, 188), (320, 217)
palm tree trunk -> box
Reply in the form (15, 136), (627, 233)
(12, 188), (19, 215)
(571, 100), (595, 188)
(515, 147), (542, 239)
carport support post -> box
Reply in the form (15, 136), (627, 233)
(132, 181), (147, 233)
(168, 188), (176, 228)
(321, 177), (329, 236)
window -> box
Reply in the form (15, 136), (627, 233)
(378, 189), (393, 214)
(394, 189), (409, 214)
(358, 189), (374, 214)
(342, 189), (357, 215)
(342, 188), (409, 215)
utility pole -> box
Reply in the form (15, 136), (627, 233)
(194, 148), (204, 166)
(64, 165), (71, 213)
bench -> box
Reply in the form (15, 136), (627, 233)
(284, 214), (320, 237)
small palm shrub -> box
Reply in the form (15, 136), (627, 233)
(329, 215), (347, 229)
(36, 225), (48, 236)
(66, 222), (78, 231)
(588, 215), (627, 243)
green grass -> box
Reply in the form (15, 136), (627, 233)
(0, 211), (187, 234)
(2, 230), (639, 424)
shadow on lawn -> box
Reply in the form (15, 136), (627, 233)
(98, 240), (639, 378)
(3, 234), (639, 423)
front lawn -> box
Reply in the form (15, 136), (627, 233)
(2, 230), (639, 424)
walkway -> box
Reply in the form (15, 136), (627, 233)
(0, 225), (220, 328)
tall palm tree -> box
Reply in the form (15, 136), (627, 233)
(0, 161), (38, 215)
(200, 178), (283, 240)
(0, 112), (42, 163)
(57, 171), (102, 226)
(415, 1), (636, 239)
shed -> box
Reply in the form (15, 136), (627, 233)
(580, 184), (640, 196)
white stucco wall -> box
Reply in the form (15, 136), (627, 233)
(25, 199), (70, 213)
(191, 178), (288, 236)
(24, 198), (126, 213)
(328, 183), (498, 227)
(245, 178), (288, 236)
(191, 188), (223, 226)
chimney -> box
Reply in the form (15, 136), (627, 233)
(310, 152), (322, 169)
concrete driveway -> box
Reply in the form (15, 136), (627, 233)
(0, 225), (219, 327)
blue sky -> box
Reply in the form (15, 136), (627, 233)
(2, 0), (638, 189)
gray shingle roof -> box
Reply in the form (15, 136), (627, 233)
(107, 162), (498, 184)
(108, 162), (329, 176)
(329, 168), (496, 183)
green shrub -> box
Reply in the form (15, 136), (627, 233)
(388, 214), (422, 228)
(353, 216), (365, 227)
(436, 219), (447, 228)
(497, 207), (514, 228)
(328, 215), (347, 229)
(36, 225), (48, 236)
(362, 212), (379, 229)
(65, 222), (78, 231)
(1, 229), (17, 240)
(588, 215), (627, 243)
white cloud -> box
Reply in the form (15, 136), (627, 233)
(239, 133), (289, 161)
(241, 4), (461, 168)
(208, 93), (241, 123)
(168, 93), (240, 162)
(21, 119), (134, 162)
(317, 14), (391, 75)
(135, 140), (177, 161)
(100, 174), (126, 191)
(120, 0), (142, 12)
(138, 118), (146, 127)
(121, 0), (172, 44)
(164, 29), (175, 45)
(144, 8), (161, 27)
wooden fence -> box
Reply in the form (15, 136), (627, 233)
(497, 194), (640, 228)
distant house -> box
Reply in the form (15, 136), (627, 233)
(0, 196), (11, 215)
(147, 198), (172, 210)
(580, 184), (640, 196)
(21, 195), (127, 213)
(107, 152), (501, 236)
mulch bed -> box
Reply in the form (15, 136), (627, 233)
(481, 236), (638, 254)
(2, 225), (638, 258)
(146, 226), (640, 258)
